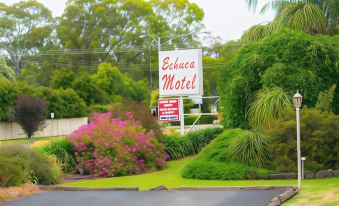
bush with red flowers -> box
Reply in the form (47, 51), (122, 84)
(67, 112), (167, 177)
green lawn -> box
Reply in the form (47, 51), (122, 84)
(61, 157), (339, 205)
(60, 157), (296, 190)
(0, 136), (65, 145)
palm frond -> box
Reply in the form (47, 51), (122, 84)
(246, 87), (292, 131)
(274, 2), (328, 34)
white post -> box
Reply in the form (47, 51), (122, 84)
(179, 96), (185, 135)
(296, 107), (301, 190)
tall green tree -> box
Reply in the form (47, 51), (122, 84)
(0, 0), (53, 74)
(243, 0), (339, 42)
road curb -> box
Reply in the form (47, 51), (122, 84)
(39, 185), (139, 191)
(267, 187), (298, 206)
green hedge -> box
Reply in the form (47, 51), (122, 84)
(170, 115), (218, 126)
(163, 127), (223, 160)
(182, 129), (270, 180)
(182, 161), (269, 180)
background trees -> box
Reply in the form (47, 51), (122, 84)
(0, 0), (53, 74)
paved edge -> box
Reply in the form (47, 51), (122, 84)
(38, 185), (139, 191)
(267, 187), (298, 206)
(172, 185), (294, 191)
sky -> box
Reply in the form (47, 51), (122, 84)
(1, 0), (275, 41)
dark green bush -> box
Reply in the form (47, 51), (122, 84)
(163, 127), (223, 160)
(40, 138), (76, 173)
(182, 161), (269, 180)
(0, 78), (17, 121)
(182, 129), (270, 180)
(0, 145), (61, 185)
(170, 115), (218, 126)
(267, 108), (339, 172)
(36, 87), (88, 118)
(0, 156), (29, 187)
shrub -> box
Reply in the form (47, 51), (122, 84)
(182, 161), (269, 180)
(0, 78), (17, 121)
(0, 145), (61, 185)
(67, 112), (167, 177)
(89, 104), (110, 113)
(163, 128), (223, 160)
(109, 99), (162, 139)
(0, 156), (29, 187)
(14, 95), (46, 138)
(182, 129), (270, 180)
(267, 108), (339, 172)
(36, 87), (88, 118)
(40, 138), (76, 173)
(170, 115), (218, 126)
(227, 131), (270, 167)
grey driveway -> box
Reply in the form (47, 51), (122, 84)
(1, 190), (282, 206)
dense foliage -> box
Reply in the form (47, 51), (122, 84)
(0, 145), (61, 186)
(40, 139), (76, 173)
(182, 129), (270, 180)
(68, 112), (167, 177)
(0, 78), (17, 121)
(227, 131), (270, 167)
(163, 128), (223, 160)
(266, 108), (339, 172)
(14, 96), (46, 138)
(219, 29), (339, 129)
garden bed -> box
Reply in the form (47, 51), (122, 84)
(0, 183), (45, 204)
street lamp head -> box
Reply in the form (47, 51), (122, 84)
(293, 90), (303, 108)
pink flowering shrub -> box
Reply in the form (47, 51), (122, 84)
(67, 112), (167, 177)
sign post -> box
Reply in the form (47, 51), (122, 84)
(158, 49), (203, 135)
(179, 96), (184, 135)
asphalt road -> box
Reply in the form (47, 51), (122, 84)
(1, 190), (282, 206)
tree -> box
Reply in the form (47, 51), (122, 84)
(243, 0), (339, 42)
(50, 69), (75, 89)
(218, 29), (339, 128)
(14, 95), (46, 139)
(0, 0), (53, 74)
(0, 55), (15, 81)
(71, 72), (110, 105)
(93, 62), (149, 102)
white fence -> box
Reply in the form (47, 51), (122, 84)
(0, 117), (88, 141)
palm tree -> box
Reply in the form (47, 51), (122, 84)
(242, 0), (339, 42)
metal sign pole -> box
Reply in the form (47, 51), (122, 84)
(179, 96), (185, 135)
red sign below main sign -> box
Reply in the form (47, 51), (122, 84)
(158, 98), (180, 122)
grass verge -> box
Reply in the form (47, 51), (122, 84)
(0, 136), (65, 145)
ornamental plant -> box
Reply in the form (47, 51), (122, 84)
(67, 112), (167, 177)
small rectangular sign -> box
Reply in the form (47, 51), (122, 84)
(159, 49), (203, 96)
(158, 98), (180, 122)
